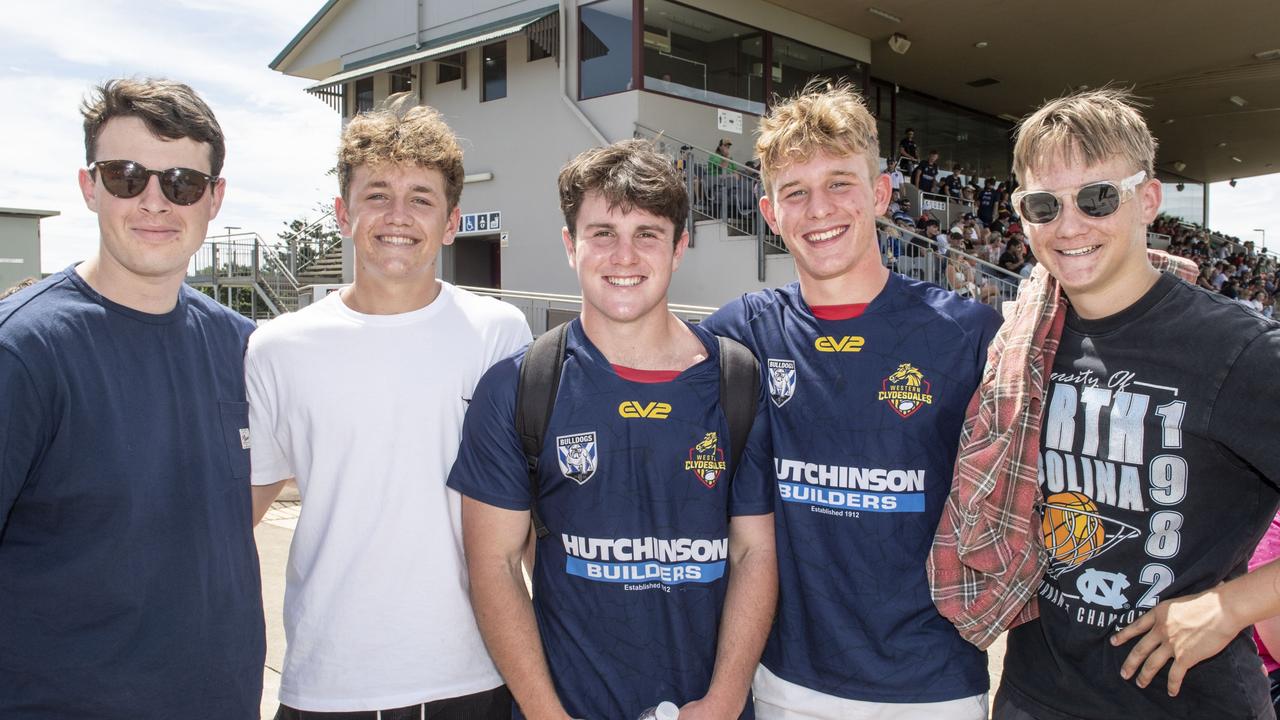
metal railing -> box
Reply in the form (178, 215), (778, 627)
(279, 210), (342, 277)
(189, 232), (303, 317)
(635, 124), (785, 282)
(456, 285), (715, 336)
(877, 217), (1024, 309)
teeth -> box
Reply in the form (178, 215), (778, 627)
(607, 276), (642, 287)
(379, 235), (416, 246)
(1060, 245), (1100, 256)
(805, 227), (845, 243)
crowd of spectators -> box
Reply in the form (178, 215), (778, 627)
(1154, 214), (1277, 318)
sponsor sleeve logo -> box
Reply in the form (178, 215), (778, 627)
(814, 335), (866, 352)
(685, 432), (726, 488)
(561, 534), (728, 586)
(556, 432), (598, 485)
(767, 358), (796, 407)
(877, 363), (934, 418)
(618, 401), (672, 419)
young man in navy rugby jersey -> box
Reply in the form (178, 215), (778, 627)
(449, 139), (777, 720)
(700, 82), (1002, 719)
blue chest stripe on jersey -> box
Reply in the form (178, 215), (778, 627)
(778, 481), (924, 512)
(566, 557), (726, 584)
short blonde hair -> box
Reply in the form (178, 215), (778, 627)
(337, 98), (465, 209)
(755, 79), (879, 197)
(1013, 88), (1156, 183)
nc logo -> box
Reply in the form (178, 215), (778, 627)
(1076, 568), (1130, 610)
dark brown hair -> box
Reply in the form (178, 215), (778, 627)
(82, 78), (225, 175)
(558, 139), (689, 242)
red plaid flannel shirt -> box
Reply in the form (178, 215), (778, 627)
(928, 251), (1199, 649)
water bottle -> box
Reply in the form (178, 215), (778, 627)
(637, 701), (679, 720)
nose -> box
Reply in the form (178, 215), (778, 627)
(1052, 195), (1091, 240)
(383, 196), (413, 226)
(611, 235), (639, 264)
(807, 187), (834, 220)
(137, 174), (170, 214)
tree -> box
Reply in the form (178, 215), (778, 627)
(277, 200), (341, 274)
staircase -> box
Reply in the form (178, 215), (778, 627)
(189, 211), (344, 319)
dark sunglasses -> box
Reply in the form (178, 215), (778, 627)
(1012, 170), (1146, 225)
(89, 160), (219, 206)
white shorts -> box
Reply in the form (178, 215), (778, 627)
(753, 664), (988, 720)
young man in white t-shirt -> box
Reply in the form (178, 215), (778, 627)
(247, 100), (531, 718)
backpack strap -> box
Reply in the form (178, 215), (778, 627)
(717, 335), (760, 481)
(515, 322), (570, 539)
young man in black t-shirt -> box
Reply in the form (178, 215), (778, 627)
(912, 149), (940, 192)
(977, 178), (998, 225)
(992, 88), (1280, 720)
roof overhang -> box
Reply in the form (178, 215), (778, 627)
(0, 207), (60, 219)
(305, 6), (557, 97)
(764, 0), (1280, 184)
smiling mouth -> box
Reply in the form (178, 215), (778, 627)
(377, 235), (420, 246)
(1059, 245), (1101, 257)
(803, 226), (847, 244)
(605, 275), (644, 287)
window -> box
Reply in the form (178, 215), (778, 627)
(437, 53), (464, 84)
(482, 42), (507, 101)
(390, 67), (413, 95)
(354, 77), (374, 114)
(771, 36), (863, 103)
(641, 0), (763, 115)
(580, 0), (633, 99)
(528, 12), (559, 61)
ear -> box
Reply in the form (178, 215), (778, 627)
(78, 168), (99, 212)
(759, 193), (781, 236)
(441, 205), (460, 247)
(561, 226), (577, 269)
(207, 177), (226, 221)
(335, 195), (352, 236)
(1137, 175), (1162, 224)
(671, 229), (690, 273)
(873, 172), (892, 215)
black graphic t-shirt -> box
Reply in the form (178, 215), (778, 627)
(1003, 272), (1280, 719)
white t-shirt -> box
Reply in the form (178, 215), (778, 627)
(246, 284), (531, 711)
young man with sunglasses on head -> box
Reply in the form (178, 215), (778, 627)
(448, 139), (777, 719)
(989, 88), (1280, 720)
(0, 78), (265, 717)
(245, 99), (530, 718)
(701, 81), (1001, 719)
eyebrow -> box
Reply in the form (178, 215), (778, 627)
(776, 169), (860, 195)
(583, 222), (671, 234)
(365, 180), (437, 195)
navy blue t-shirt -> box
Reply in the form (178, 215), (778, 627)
(978, 188), (998, 224)
(702, 275), (1001, 703)
(448, 320), (772, 719)
(0, 268), (265, 719)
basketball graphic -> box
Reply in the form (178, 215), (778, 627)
(1043, 492), (1104, 561)
(1041, 492), (1141, 578)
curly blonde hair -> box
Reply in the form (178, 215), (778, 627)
(755, 79), (879, 197)
(1013, 87), (1156, 183)
(337, 97), (465, 209)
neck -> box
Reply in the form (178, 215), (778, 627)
(342, 276), (442, 315)
(580, 306), (704, 371)
(1069, 264), (1161, 320)
(798, 260), (890, 307)
(77, 254), (184, 314)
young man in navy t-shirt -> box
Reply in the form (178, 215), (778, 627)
(701, 81), (1001, 719)
(449, 140), (777, 719)
(0, 79), (264, 718)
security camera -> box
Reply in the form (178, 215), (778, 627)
(1176, 183), (1185, 192)
(1230, 178), (1238, 187)
(888, 33), (912, 55)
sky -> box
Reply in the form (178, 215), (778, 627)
(2, 1), (1277, 273)
(1, 1), (340, 273)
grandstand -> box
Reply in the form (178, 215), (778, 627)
(188, 0), (1280, 322)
